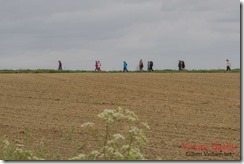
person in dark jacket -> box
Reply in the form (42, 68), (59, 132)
(58, 61), (62, 70)
(178, 60), (185, 71)
(149, 61), (154, 72)
(139, 59), (144, 71)
(147, 61), (150, 71)
(148, 61), (154, 72)
(182, 61), (185, 70)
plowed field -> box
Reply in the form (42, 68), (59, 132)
(0, 73), (240, 160)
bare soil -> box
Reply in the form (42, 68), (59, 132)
(0, 73), (240, 160)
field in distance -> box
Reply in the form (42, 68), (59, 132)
(0, 72), (240, 160)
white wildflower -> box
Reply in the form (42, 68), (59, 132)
(98, 109), (116, 123)
(16, 144), (24, 148)
(106, 147), (114, 154)
(124, 110), (138, 121)
(121, 145), (130, 151)
(3, 139), (9, 146)
(129, 127), (139, 135)
(141, 122), (150, 130)
(107, 117), (114, 123)
(113, 112), (125, 120)
(15, 148), (24, 153)
(113, 134), (125, 141)
(70, 154), (86, 160)
(107, 140), (115, 146)
(91, 150), (100, 156)
(129, 148), (145, 160)
(118, 107), (123, 112)
(81, 122), (94, 128)
(114, 151), (124, 159)
(32, 156), (45, 160)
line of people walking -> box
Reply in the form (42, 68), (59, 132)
(139, 59), (153, 72)
(57, 59), (232, 72)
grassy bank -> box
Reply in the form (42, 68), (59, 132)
(0, 69), (240, 74)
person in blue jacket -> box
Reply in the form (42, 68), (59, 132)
(123, 61), (128, 72)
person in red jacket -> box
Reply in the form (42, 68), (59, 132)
(95, 61), (99, 71)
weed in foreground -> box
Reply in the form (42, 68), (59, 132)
(70, 107), (150, 160)
(0, 107), (149, 160)
(0, 139), (43, 160)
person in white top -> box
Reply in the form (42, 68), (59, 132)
(226, 59), (231, 71)
(98, 61), (101, 71)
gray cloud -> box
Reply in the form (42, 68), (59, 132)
(0, 0), (240, 70)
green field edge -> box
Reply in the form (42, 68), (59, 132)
(0, 69), (240, 74)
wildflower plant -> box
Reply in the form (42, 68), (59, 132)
(72, 107), (150, 160)
(0, 107), (149, 160)
(0, 139), (43, 160)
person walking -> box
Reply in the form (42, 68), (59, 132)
(182, 61), (185, 70)
(148, 61), (152, 72)
(58, 61), (62, 70)
(226, 59), (231, 71)
(95, 61), (99, 71)
(98, 61), (101, 71)
(178, 60), (185, 71)
(123, 61), (128, 72)
(149, 61), (154, 72)
(178, 60), (182, 71)
(147, 61), (150, 71)
(139, 59), (144, 71)
(151, 61), (154, 71)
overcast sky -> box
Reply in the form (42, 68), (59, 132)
(0, 0), (240, 70)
